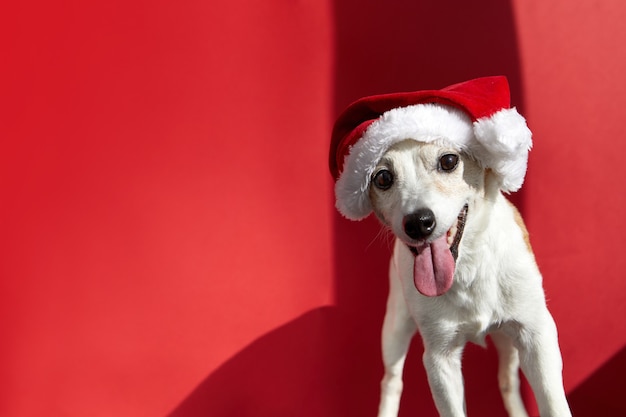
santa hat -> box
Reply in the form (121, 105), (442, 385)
(329, 76), (532, 220)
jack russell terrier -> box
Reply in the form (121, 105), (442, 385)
(329, 77), (571, 417)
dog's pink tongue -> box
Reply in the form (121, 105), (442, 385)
(413, 235), (455, 297)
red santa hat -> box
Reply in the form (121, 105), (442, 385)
(329, 76), (532, 220)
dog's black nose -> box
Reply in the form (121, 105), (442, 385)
(403, 208), (436, 240)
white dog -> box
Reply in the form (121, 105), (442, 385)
(370, 140), (570, 417)
(329, 77), (571, 417)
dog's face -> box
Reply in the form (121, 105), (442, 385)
(369, 139), (484, 256)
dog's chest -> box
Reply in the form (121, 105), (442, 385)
(407, 274), (504, 347)
(443, 295), (499, 345)
(454, 314), (495, 347)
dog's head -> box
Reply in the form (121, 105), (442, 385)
(368, 139), (485, 296)
(330, 78), (533, 296)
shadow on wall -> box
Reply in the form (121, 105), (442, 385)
(568, 346), (626, 416)
(168, 1), (529, 416)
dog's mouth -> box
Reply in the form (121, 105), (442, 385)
(446, 204), (468, 260)
(406, 204), (468, 297)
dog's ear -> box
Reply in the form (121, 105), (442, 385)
(481, 168), (502, 197)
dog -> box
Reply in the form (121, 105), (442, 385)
(368, 139), (571, 417)
(329, 77), (571, 417)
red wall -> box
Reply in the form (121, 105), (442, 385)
(1, 1), (335, 416)
(515, 3), (626, 414)
(2, 1), (625, 416)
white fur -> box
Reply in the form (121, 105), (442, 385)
(473, 108), (532, 192)
(367, 141), (571, 417)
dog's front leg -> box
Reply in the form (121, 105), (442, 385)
(491, 330), (529, 417)
(422, 338), (466, 417)
(514, 313), (572, 417)
(378, 258), (417, 417)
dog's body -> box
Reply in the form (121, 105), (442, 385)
(370, 140), (571, 417)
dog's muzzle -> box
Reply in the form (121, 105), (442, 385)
(405, 204), (468, 262)
(405, 204), (468, 297)
(407, 204), (468, 261)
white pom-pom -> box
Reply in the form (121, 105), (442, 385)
(472, 108), (532, 192)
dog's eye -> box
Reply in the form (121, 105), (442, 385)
(372, 169), (394, 190)
(439, 154), (459, 172)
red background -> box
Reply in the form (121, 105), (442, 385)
(2, 1), (626, 416)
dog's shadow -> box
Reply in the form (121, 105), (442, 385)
(167, 306), (384, 417)
(168, 216), (513, 417)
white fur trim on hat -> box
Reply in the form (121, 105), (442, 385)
(335, 104), (474, 220)
(335, 104), (532, 220)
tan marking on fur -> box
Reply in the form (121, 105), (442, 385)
(368, 185), (385, 223)
(434, 177), (453, 194)
(368, 185), (380, 207)
(508, 200), (533, 253)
